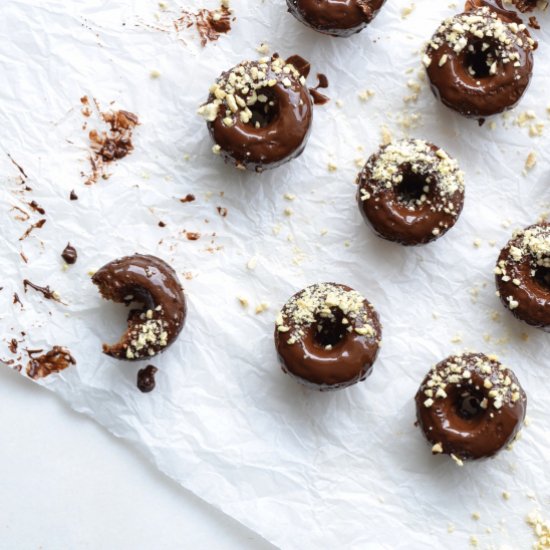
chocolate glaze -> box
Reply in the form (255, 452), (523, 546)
(137, 365), (158, 393)
(92, 254), (186, 361)
(61, 243), (78, 264)
(426, 6), (534, 118)
(415, 353), (526, 460)
(26, 346), (76, 380)
(205, 56), (314, 172)
(275, 283), (382, 391)
(496, 222), (550, 331)
(286, 0), (387, 37)
(357, 140), (465, 246)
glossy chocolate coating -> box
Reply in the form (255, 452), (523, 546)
(274, 283), (382, 391)
(286, 0), (386, 37)
(357, 141), (465, 246)
(496, 223), (550, 331)
(425, 6), (534, 118)
(92, 254), (186, 361)
(207, 59), (313, 172)
(415, 353), (526, 460)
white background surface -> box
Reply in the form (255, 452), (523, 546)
(0, 367), (272, 550)
(2, 0), (550, 548)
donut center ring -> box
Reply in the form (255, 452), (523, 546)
(314, 308), (348, 348)
(396, 169), (430, 205)
(456, 390), (485, 420)
(534, 265), (550, 291)
(464, 42), (497, 79)
(249, 88), (279, 128)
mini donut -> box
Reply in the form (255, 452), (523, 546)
(415, 353), (526, 461)
(495, 222), (550, 331)
(424, 6), (535, 119)
(197, 55), (313, 172)
(92, 254), (186, 360)
(356, 139), (465, 246)
(274, 283), (382, 391)
(286, 0), (386, 38)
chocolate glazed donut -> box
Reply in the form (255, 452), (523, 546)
(356, 139), (465, 246)
(495, 222), (550, 331)
(415, 353), (526, 461)
(197, 55), (313, 172)
(92, 254), (186, 360)
(274, 283), (382, 391)
(424, 5), (535, 119)
(286, 0), (386, 37)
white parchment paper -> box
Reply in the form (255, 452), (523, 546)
(2, 0), (550, 547)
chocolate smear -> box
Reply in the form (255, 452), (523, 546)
(174, 2), (233, 47)
(19, 219), (46, 241)
(23, 279), (64, 304)
(85, 105), (139, 185)
(26, 346), (75, 380)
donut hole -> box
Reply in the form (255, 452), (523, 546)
(249, 89), (279, 128)
(455, 390), (486, 420)
(534, 266), (550, 291)
(396, 170), (430, 205)
(464, 42), (497, 79)
(314, 309), (348, 348)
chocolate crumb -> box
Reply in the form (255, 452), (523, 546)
(26, 346), (75, 380)
(158, 221), (166, 227)
(180, 194), (196, 203)
(528, 16), (540, 29)
(13, 293), (23, 307)
(137, 365), (158, 393)
(8, 339), (18, 354)
(216, 206), (228, 217)
(186, 232), (201, 241)
(70, 190), (78, 200)
(61, 243), (78, 265)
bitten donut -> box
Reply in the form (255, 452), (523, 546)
(274, 283), (382, 390)
(424, 5), (535, 119)
(92, 254), (186, 360)
(415, 353), (526, 461)
(356, 139), (465, 246)
(286, 0), (386, 38)
(495, 222), (550, 331)
(197, 55), (313, 172)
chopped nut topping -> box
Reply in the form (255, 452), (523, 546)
(425, 7), (534, 78)
(276, 283), (378, 347)
(358, 139), (464, 211)
(198, 55), (305, 145)
(420, 353), (523, 412)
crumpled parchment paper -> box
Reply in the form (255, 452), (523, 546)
(1, 0), (550, 547)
